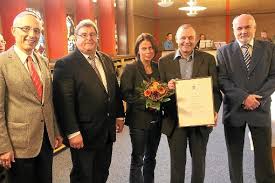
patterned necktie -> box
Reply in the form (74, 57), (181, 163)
(241, 44), (251, 71)
(27, 56), (43, 102)
(88, 56), (102, 81)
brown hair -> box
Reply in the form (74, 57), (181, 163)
(134, 33), (158, 59)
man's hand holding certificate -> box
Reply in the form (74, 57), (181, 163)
(172, 77), (215, 127)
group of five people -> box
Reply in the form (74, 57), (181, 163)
(0, 10), (274, 183)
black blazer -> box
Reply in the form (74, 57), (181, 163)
(217, 40), (275, 127)
(53, 48), (124, 149)
(159, 50), (222, 136)
(120, 60), (160, 129)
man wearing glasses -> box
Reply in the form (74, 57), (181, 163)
(53, 19), (125, 183)
(0, 11), (62, 183)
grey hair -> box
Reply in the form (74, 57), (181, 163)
(175, 24), (196, 40)
(13, 11), (42, 27)
(75, 19), (98, 35)
(232, 14), (256, 29)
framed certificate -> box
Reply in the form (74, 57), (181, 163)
(175, 77), (215, 127)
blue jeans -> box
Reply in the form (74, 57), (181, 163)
(129, 122), (161, 183)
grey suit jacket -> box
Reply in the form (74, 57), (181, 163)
(0, 47), (60, 158)
(159, 50), (222, 136)
(217, 40), (275, 127)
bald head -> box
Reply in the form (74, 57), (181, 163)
(232, 14), (256, 44)
(13, 11), (42, 27)
(232, 14), (256, 30)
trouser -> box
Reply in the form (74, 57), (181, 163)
(224, 124), (274, 183)
(129, 122), (161, 183)
(168, 126), (211, 183)
(70, 142), (113, 183)
(8, 130), (53, 183)
(0, 167), (7, 183)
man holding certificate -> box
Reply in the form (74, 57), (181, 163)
(159, 24), (222, 183)
(217, 14), (275, 183)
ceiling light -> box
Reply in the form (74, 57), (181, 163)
(158, 0), (174, 8)
(178, 0), (206, 16)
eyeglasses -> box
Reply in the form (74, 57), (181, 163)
(77, 33), (98, 39)
(14, 26), (41, 35)
(0, 40), (6, 45)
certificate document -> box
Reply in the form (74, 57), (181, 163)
(175, 77), (215, 127)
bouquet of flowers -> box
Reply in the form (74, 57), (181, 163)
(137, 78), (174, 111)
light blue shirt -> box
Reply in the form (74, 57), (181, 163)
(163, 40), (174, 50)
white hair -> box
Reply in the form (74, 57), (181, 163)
(175, 24), (196, 40)
(232, 14), (256, 29)
(75, 19), (98, 35)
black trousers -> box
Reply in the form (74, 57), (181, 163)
(129, 122), (161, 183)
(0, 167), (7, 183)
(224, 124), (274, 183)
(8, 130), (53, 183)
(168, 126), (211, 183)
(70, 142), (113, 183)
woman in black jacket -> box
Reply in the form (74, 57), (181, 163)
(120, 33), (161, 183)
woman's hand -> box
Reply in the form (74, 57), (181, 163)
(168, 79), (176, 90)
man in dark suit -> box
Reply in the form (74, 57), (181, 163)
(0, 11), (62, 183)
(159, 24), (222, 183)
(217, 14), (275, 183)
(53, 19), (125, 183)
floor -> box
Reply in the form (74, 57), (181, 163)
(53, 109), (256, 183)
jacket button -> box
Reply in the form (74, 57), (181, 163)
(40, 120), (44, 122)
(107, 113), (110, 117)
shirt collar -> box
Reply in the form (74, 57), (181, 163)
(236, 39), (254, 49)
(13, 45), (36, 65)
(81, 52), (98, 61)
(173, 49), (194, 62)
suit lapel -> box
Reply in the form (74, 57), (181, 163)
(136, 60), (150, 81)
(232, 41), (248, 74)
(96, 52), (110, 94)
(192, 51), (204, 78)
(34, 52), (49, 103)
(249, 40), (262, 75)
(7, 48), (39, 100)
(76, 49), (107, 94)
(169, 54), (181, 79)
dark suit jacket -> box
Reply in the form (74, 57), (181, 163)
(120, 60), (160, 129)
(159, 50), (222, 136)
(217, 40), (275, 127)
(53, 48), (124, 149)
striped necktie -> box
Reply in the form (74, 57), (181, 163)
(27, 56), (43, 102)
(88, 56), (102, 81)
(241, 44), (251, 71)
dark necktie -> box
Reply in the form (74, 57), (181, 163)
(27, 56), (43, 102)
(241, 44), (251, 71)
